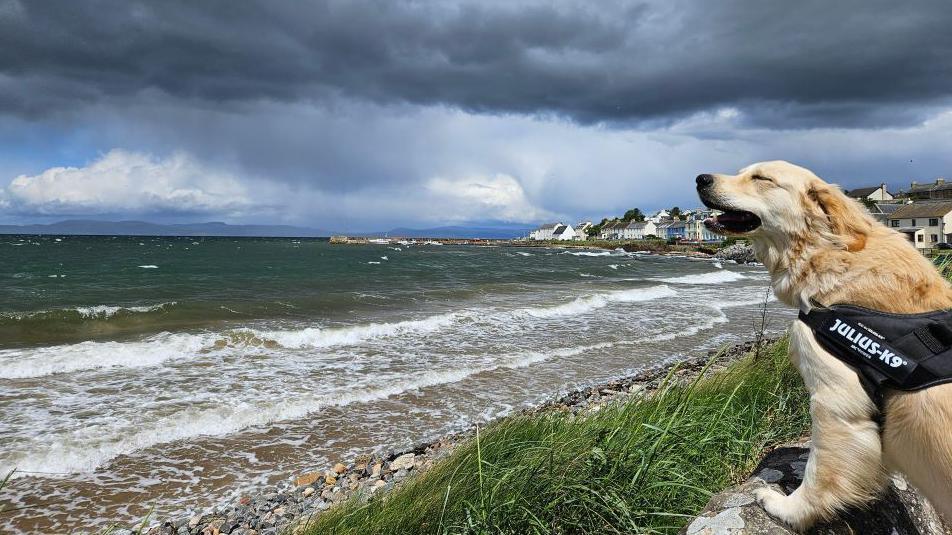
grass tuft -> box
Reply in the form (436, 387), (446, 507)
(303, 338), (809, 534)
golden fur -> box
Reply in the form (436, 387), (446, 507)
(698, 160), (952, 530)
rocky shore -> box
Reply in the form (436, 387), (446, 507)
(137, 338), (772, 535)
(714, 242), (757, 264)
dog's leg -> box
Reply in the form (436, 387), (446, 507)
(882, 387), (952, 523)
(754, 321), (887, 530)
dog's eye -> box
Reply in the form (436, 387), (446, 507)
(751, 174), (773, 182)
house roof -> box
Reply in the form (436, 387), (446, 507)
(888, 201), (952, 219)
(907, 180), (952, 194)
(535, 222), (560, 230)
(626, 221), (646, 229)
(846, 186), (883, 198)
(870, 203), (904, 215)
(552, 224), (569, 235)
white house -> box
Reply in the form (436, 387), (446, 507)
(551, 224), (578, 241)
(646, 209), (670, 223)
(654, 221), (673, 238)
(529, 223), (560, 240)
(621, 220), (657, 240)
(684, 219), (723, 242)
(886, 201), (952, 248)
(599, 220), (625, 240)
(846, 184), (894, 202)
(574, 221), (593, 240)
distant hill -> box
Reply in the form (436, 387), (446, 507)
(0, 220), (537, 239)
(0, 220), (332, 237)
(371, 225), (535, 239)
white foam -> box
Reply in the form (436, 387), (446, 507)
(138, 265), (159, 269)
(74, 302), (176, 319)
(657, 270), (747, 285)
(608, 264), (619, 270)
(2, 342), (606, 477)
(514, 251), (533, 256)
(248, 313), (461, 349)
(636, 309), (729, 342)
(564, 250), (611, 257)
(367, 261), (381, 264)
(0, 332), (216, 379)
(519, 285), (676, 319)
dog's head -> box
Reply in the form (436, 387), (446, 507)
(695, 160), (871, 252)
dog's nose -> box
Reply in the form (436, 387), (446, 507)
(696, 174), (715, 188)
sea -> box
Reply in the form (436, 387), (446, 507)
(0, 236), (794, 533)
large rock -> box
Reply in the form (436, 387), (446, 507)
(682, 442), (948, 534)
(714, 243), (757, 264)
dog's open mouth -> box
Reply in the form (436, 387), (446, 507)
(704, 209), (762, 234)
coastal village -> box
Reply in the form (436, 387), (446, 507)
(525, 177), (952, 251)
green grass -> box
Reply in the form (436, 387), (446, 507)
(301, 339), (809, 534)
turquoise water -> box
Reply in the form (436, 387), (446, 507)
(0, 236), (792, 533)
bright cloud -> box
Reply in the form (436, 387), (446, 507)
(426, 174), (554, 223)
(5, 150), (256, 216)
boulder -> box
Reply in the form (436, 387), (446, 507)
(292, 472), (321, 487)
(389, 453), (415, 471)
(682, 442), (948, 534)
(714, 243), (757, 264)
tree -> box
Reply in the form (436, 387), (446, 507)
(622, 208), (645, 222)
(669, 206), (682, 219)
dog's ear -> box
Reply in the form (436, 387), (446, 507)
(808, 182), (871, 252)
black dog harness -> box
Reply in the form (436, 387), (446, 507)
(799, 303), (952, 411)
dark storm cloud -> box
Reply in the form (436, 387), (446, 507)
(2, 0), (951, 128)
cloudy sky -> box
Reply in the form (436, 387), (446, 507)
(1, 0), (951, 230)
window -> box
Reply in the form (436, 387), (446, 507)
(932, 234), (939, 242)
(912, 219), (917, 226)
(917, 234), (924, 242)
(891, 220), (900, 227)
(930, 218), (940, 226)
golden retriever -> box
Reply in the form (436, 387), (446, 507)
(695, 160), (952, 530)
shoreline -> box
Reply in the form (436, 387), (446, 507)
(330, 235), (723, 255)
(144, 336), (779, 535)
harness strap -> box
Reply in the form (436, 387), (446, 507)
(915, 327), (946, 354)
(798, 308), (887, 425)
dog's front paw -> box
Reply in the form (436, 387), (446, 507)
(754, 487), (813, 532)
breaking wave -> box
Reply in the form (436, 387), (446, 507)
(1, 286), (676, 378)
(0, 302), (177, 325)
(563, 250), (612, 257)
(0, 331), (216, 379)
(2, 342), (609, 477)
(517, 285), (676, 319)
(657, 270), (747, 285)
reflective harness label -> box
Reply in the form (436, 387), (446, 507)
(818, 315), (918, 383)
